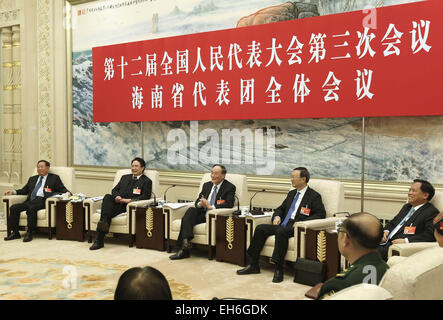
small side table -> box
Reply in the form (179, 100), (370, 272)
(56, 200), (85, 242)
(215, 213), (247, 266)
(305, 227), (341, 281)
(135, 206), (165, 251)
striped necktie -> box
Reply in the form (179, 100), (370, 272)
(387, 207), (416, 241)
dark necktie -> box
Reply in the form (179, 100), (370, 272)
(30, 176), (43, 201)
(281, 192), (300, 227)
(387, 207), (415, 241)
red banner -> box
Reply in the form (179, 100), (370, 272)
(92, 0), (443, 123)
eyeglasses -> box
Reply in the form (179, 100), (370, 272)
(337, 226), (347, 233)
(335, 221), (347, 234)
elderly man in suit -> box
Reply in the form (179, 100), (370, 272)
(379, 179), (439, 260)
(170, 164), (236, 260)
(89, 157), (152, 250)
(4, 160), (70, 242)
(237, 167), (326, 283)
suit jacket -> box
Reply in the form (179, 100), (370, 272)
(16, 173), (69, 201)
(111, 174), (152, 202)
(194, 179), (236, 210)
(272, 187), (326, 223)
(385, 202), (439, 243)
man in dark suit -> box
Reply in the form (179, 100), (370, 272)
(89, 157), (152, 250)
(379, 179), (439, 260)
(237, 167), (326, 282)
(169, 164), (236, 260)
(4, 160), (70, 242)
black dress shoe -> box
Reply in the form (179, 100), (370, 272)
(169, 249), (190, 260)
(4, 232), (20, 241)
(23, 231), (34, 243)
(236, 264), (260, 275)
(89, 240), (104, 250)
(272, 268), (284, 283)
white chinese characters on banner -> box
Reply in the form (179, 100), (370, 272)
(171, 83), (184, 108)
(240, 79), (255, 105)
(355, 69), (374, 100)
(193, 82), (207, 107)
(322, 71), (341, 102)
(104, 58), (115, 80)
(102, 20), (431, 110)
(410, 20), (432, 54)
(293, 74), (311, 103)
(132, 86), (143, 109)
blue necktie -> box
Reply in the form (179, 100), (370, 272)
(30, 176), (43, 201)
(281, 192), (300, 227)
(387, 207), (415, 242)
(209, 185), (217, 207)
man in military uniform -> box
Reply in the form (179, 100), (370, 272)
(317, 212), (389, 299)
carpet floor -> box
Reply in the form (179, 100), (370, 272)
(0, 231), (311, 300)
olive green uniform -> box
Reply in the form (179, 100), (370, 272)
(316, 251), (389, 300)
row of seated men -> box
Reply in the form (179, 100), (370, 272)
(3, 158), (442, 299)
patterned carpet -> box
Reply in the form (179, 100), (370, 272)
(0, 257), (198, 300)
(0, 231), (310, 300)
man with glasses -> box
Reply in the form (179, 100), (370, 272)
(316, 212), (389, 299)
(237, 167), (326, 283)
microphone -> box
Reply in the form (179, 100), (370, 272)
(163, 184), (176, 203)
(148, 191), (158, 207)
(232, 194), (241, 216)
(249, 189), (266, 215)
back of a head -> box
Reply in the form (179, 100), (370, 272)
(343, 212), (383, 250)
(114, 266), (172, 300)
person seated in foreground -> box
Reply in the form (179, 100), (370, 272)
(114, 266), (172, 300)
(317, 212), (389, 299)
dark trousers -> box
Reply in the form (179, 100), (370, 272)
(378, 243), (391, 261)
(8, 197), (46, 232)
(247, 223), (295, 267)
(177, 207), (206, 246)
(96, 194), (127, 241)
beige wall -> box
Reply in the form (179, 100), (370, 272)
(0, 0), (440, 226)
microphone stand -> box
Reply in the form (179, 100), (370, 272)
(232, 195), (241, 216)
(148, 191), (158, 207)
(249, 189), (266, 215)
(163, 184), (176, 203)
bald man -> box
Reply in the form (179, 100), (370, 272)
(316, 212), (389, 300)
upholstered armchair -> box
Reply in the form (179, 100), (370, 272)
(2, 166), (75, 239)
(246, 178), (345, 263)
(83, 169), (159, 247)
(164, 173), (248, 259)
(323, 246), (443, 300)
(382, 246), (443, 299)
